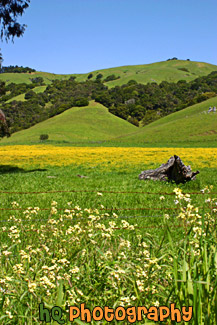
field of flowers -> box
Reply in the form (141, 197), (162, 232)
(0, 145), (217, 168)
(0, 189), (217, 324)
(0, 145), (217, 324)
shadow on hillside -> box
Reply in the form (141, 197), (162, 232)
(0, 165), (47, 174)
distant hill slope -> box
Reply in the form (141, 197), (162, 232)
(120, 97), (217, 146)
(0, 101), (137, 145)
(0, 60), (217, 87)
(0, 71), (70, 85)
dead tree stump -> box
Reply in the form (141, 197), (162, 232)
(139, 155), (199, 184)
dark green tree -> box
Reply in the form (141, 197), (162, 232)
(96, 73), (103, 80)
(0, 0), (30, 41)
(0, 49), (3, 71)
(40, 134), (49, 141)
(87, 73), (93, 79)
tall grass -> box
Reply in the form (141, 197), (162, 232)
(0, 186), (216, 324)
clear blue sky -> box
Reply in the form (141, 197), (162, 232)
(1, 0), (217, 74)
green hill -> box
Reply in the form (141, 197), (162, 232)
(2, 98), (217, 147)
(1, 60), (217, 87)
(76, 60), (217, 88)
(119, 97), (217, 147)
(0, 71), (71, 85)
(0, 101), (137, 145)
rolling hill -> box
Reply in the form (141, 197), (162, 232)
(0, 60), (217, 87)
(1, 97), (217, 147)
(0, 101), (137, 145)
(118, 97), (217, 147)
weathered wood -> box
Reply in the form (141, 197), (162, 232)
(0, 109), (10, 137)
(139, 155), (199, 184)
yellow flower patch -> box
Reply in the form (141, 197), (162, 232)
(0, 145), (216, 168)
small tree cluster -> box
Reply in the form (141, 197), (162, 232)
(39, 134), (49, 141)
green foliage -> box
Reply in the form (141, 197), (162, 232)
(24, 90), (36, 100)
(177, 67), (189, 72)
(0, 0), (30, 41)
(96, 73), (103, 80)
(0, 81), (6, 96)
(1, 65), (35, 73)
(30, 77), (44, 86)
(141, 110), (161, 126)
(39, 134), (49, 141)
(87, 73), (93, 79)
(103, 74), (120, 82)
(166, 188), (217, 324)
(69, 76), (76, 81)
(127, 79), (138, 86)
(74, 97), (89, 107)
(196, 92), (216, 103)
(127, 116), (139, 127)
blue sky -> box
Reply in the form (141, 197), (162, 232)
(1, 0), (217, 74)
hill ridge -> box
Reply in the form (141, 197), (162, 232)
(0, 60), (217, 87)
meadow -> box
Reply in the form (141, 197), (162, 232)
(0, 145), (217, 324)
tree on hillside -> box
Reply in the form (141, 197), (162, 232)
(0, 49), (3, 70)
(0, 0), (30, 41)
(87, 73), (93, 79)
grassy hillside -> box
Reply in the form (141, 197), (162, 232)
(2, 98), (217, 147)
(120, 97), (217, 146)
(0, 71), (71, 85)
(1, 60), (217, 87)
(76, 60), (217, 87)
(0, 101), (137, 145)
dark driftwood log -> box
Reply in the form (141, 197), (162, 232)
(139, 155), (199, 184)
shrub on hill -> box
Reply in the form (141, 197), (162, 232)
(39, 134), (49, 141)
(103, 74), (120, 82)
(177, 67), (189, 73)
(167, 57), (178, 61)
(0, 65), (36, 73)
(96, 73), (103, 80)
(0, 81), (6, 96)
(127, 116), (139, 127)
(24, 90), (36, 100)
(30, 77), (44, 86)
(87, 73), (93, 79)
(75, 98), (89, 107)
(69, 76), (76, 81)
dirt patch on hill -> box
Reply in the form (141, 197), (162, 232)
(196, 63), (205, 68)
(191, 130), (217, 136)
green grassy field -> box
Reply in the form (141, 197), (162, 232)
(0, 160), (216, 323)
(1, 60), (217, 87)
